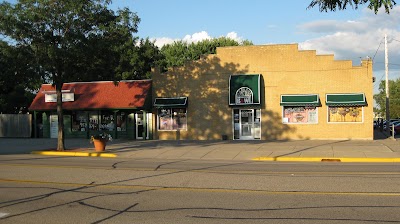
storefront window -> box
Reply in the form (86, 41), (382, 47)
(328, 106), (363, 122)
(116, 112), (127, 132)
(100, 111), (115, 131)
(72, 111), (87, 132)
(283, 106), (318, 124)
(89, 112), (99, 130)
(158, 108), (187, 130)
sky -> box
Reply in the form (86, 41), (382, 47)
(110, 0), (400, 94)
(3, 0), (400, 94)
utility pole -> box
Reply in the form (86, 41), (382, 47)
(385, 34), (390, 127)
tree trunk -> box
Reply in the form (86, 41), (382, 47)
(56, 80), (65, 151)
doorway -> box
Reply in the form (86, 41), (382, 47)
(135, 112), (144, 139)
(233, 109), (261, 140)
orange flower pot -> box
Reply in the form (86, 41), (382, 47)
(93, 139), (107, 152)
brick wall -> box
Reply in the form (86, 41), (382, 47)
(152, 44), (373, 140)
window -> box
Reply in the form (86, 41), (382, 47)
(100, 111), (115, 131)
(89, 112), (99, 130)
(71, 111), (87, 132)
(116, 112), (126, 132)
(283, 106), (318, 124)
(158, 108), (187, 130)
(328, 106), (363, 123)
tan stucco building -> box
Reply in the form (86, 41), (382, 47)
(152, 44), (373, 140)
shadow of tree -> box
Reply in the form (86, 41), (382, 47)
(153, 55), (296, 140)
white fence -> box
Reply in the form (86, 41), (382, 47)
(0, 114), (32, 137)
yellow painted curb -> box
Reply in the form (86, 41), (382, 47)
(252, 157), (400, 163)
(31, 151), (117, 158)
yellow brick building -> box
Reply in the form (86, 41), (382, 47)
(152, 44), (373, 140)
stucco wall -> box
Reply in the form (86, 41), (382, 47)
(152, 44), (373, 140)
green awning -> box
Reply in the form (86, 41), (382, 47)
(154, 97), (188, 108)
(280, 94), (320, 106)
(229, 74), (260, 106)
(326, 93), (366, 106)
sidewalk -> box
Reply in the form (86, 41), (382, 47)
(2, 130), (400, 162)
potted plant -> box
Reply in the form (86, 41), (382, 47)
(90, 132), (112, 152)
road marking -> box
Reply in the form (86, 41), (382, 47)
(253, 157), (400, 163)
(1, 178), (400, 197)
(0, 213), (9, 218)
(1, 163), (400, 175)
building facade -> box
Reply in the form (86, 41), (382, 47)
(29, 80), (153, 140)
(152, 44), (373, 140)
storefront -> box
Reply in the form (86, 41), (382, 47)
(29, 44), (373, 141)
(29, 80), (153, 140)
(152, 44), (374, 140)
(229, 75), (262, 140)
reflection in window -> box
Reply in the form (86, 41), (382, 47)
(328, 106), (363, 122)
(283, 106), (318, 124)
(158, 108), (187, 130)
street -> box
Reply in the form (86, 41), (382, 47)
(1, 155), (400, 223)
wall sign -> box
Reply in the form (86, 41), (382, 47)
(235, 87), (253, 105)
(45, 93), (74, 102)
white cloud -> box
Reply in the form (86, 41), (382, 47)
(183, 31), (211, 43)
(298, 6), (400, 76)
(151, 31), (243, 48)
(151, 37), (177, 48)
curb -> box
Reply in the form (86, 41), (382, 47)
(31, 151), (117, 158)
(252, 157), (400, 163)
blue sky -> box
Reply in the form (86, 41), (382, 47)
(110, 0), (400, 94)
(4, 0), (400, 93)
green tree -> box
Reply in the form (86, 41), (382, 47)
(0, 41), (40, 113)
(116, 38), (164, 80)
(160, 37), (253, 71)
(0, 0), (140, 150)
(308, 0), (396, 14)
(374, 79), (400, 119)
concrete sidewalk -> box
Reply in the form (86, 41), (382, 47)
(2, 130), (400, 162)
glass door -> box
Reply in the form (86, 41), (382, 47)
(240, 109), (254, 140)
(135, 112), (144, 140)
(233, 109), (261, 140)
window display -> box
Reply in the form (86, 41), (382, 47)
(283, 106), (318, 124)
(116, 112), (126, 131)
(89, 112), (99, 130)
(72, 111), (87, 132)
(100, 111), (115, 131)
(158, 108), (187, 130)
(328, 106), (362, 122)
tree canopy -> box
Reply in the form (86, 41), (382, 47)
(0, 40), (40, 113)
(308, 0), (396, 14)
(0, 0), (142, 150)
(374, 79), (400, 119)
(159, 37), (253, 71)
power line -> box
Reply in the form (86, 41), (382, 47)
(372, 37), (384, 61)
(374, 73), (385, 89)
(392, 38), (400, 43)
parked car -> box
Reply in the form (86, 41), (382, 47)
(384, 120), (400, 130)
(389, 123), (400, 135)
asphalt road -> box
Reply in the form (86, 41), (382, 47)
(1, 155), (400, 223)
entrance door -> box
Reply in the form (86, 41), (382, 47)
(135, 112), (144, 139)
(240, 109), (254, 140)
(233, 109), (261, 140)
(50, 115), (58, 139)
